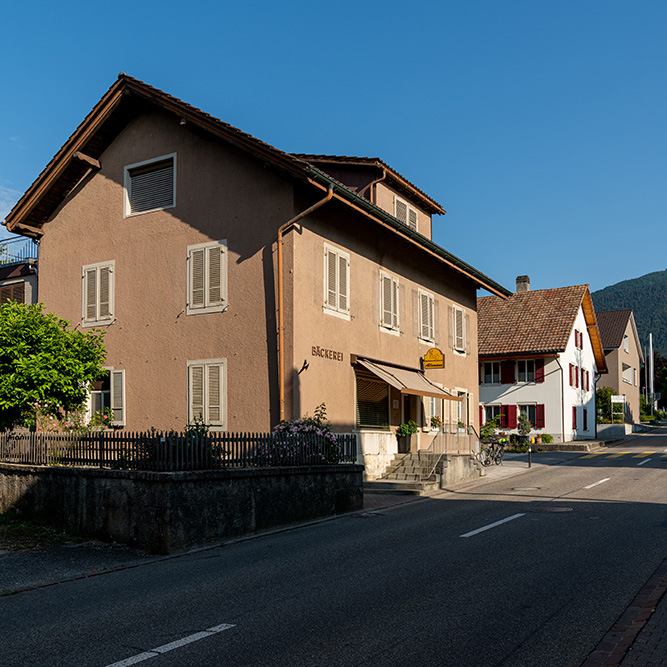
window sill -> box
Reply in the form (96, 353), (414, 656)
(186, 304), (228, 316)
(380, 326), (400, 337)
(81, 319), (114, 328)
(323, 307), (350, 321)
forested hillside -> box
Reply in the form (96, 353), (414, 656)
(591, 269), (667, 355)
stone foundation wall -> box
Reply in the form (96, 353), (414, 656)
(0, 463), (364, 553)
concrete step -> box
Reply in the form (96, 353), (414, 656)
(364, 479), (439, 496)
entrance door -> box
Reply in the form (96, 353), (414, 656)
(398, 394), (414, 453)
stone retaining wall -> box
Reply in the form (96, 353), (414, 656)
(0, 463), (364, 553)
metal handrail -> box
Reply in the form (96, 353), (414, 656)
(0, 237), (39, 267)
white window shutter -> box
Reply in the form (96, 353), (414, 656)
(453, 306), (465, 351)
(420, 293), (429, 339)
(207, 245), (222, 306)
(110, 370), (125, 425)
(326, 248), (338, 310)
(408, 208), (418, 230)
(207, 364), (222, 426)
(395, 198), (407, 224)
(190, 249), (205, 307)
(392, 278), (399, 329)
(190, 365), (204, 421)
(85, 268), (97, 322)
(382, 275), (393, 327)
(98, 266), (112, 319)
(338, 254), (348, 313)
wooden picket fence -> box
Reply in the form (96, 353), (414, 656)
(0, 430), (358, 471)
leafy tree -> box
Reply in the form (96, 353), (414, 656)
(0, 302), (106, 431)
(596, 386), (614, 422)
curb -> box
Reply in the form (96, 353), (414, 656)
(581, 557), (667, 667)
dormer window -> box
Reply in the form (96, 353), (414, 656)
(394, 196), (417, 231)
(124, 154), (176, 216)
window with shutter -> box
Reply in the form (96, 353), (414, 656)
(0, 282), (25, 304)
(124, 154), (176, 216)
(453, 306), (466, 352)
(583, 408), (588, 430)
(356, 374), (389, 429)
(110, 370), (125, 426)
(507, 405), (518, 429)
(380, 272), (399, 331)
(188, 359), (226, 429)
(572, 406), (577, 429)
(323, 244), (350, 317)
(81, 261), (114, 326)
(501, 360), (516, 384)
(394, 196), (418, 231)
(418, 290), (434, 341)
(187, 241), (227, 314)
(535, 404), (545, 429)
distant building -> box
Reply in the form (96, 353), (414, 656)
(595, 309), (644, 423)
(478, 276), (607, 442)
(0, 236), (38, 305)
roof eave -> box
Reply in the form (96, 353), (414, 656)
(306, 167), (511, 298)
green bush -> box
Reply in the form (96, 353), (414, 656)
(542, 434), (553, 443)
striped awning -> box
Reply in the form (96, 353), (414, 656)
(356, 358), (461, 402)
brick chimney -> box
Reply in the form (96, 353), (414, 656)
(516, 275), (530, 293)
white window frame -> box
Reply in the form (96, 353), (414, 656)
(483, 362), (500, 384)
(623, 335), (629, 353)
(418, 289), (435, 342)
(453, 306), (466, 353)
(393, 195), (418, 231)
(518, 403), (536, 429)
(88, 367), (125, 427)
(187, 359), (227, 430)
(517, 359), (535, 383)
(124, 153), (177, 218)
(81, 260), (115, 327)
(380, 270), (399, 333)
(323, 243), (350, 319)
(186, 240), (228, 315)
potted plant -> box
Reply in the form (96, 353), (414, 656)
(396, 420), (418, 453)
(517, 410), (532, 444)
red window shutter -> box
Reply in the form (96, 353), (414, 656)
(572, 406), (577, 429)
(581, 368), (585, 388)
(569, 364), (573, 386)
(535, 404), (545, 429)
(583, 408), (588, 430)
(500, 405), (508, 429)
(586, 371), (590, 391)
(575, 367), (579, 388)
(507, 405), (518, 429)
(479, 405), (483, 426)
(501, 360), (516, 384)
(535, 358), (545, 383)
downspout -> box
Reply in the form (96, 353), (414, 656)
(367, 168), (386, 206)
(555, 355), (565, 443)
(277, 186), (334, 422)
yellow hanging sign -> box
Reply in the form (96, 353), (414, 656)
(423, 348), (444, 369)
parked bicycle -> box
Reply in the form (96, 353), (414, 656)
(479, 436), (507, 466)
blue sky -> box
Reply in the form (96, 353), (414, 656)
(2, 0), (666, 294)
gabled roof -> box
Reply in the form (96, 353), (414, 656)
(293, 154), (445, 215)
(478, 284), (607, 372)
(596, 309), (644, 361)
(3, 74), (511, 298)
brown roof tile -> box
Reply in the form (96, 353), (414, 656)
(478, 285), (588, 356)
(595, 309), (633, 349)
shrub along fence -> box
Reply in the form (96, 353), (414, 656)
(0, 430), (358, 471)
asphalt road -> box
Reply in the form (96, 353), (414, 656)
(2, 435), (666, 667)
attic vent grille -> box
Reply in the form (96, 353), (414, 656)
(125, 154), (176, 216)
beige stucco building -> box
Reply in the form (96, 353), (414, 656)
(5, 75), (510, 477)
(595, 309), (644, 423)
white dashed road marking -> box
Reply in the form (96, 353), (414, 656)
(106, 623), (236, 667)
(460, 513), (526, 538)
(584, 478), (611, 490)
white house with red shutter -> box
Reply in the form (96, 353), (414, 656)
(477, 276), (607, 443)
